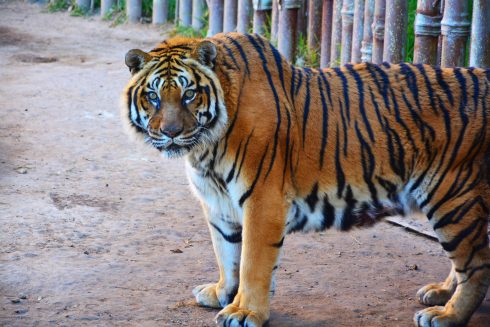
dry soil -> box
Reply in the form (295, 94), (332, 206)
(0, 1), (489, 326)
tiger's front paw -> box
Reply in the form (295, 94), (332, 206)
(416, 283), (454, 306)
(414, 306), (465, 327)
(215, 304), (268, 327)
(193, 283), (237, 309)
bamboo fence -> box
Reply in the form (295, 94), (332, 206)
(80, 0), (489, 68)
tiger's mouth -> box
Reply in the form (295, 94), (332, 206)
(144, 127), (205, 157)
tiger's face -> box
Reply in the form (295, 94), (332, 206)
(122, 40), (227, 158)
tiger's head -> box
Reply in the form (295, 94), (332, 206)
(121, 38), (227, 158)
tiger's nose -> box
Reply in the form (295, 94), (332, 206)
(161, 124), (183, 138)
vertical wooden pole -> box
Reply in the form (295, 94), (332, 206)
(351, 0), (365, 63)
(208, 0), (224, 36)
(330, 0), (342, 67)
(77, 0), (91, 11)
(320, 0), (334, 68)
(179, 0), (192, 26)
(192, 0), (206, 31)
(470, 0), (490, 68)
(413, 0), (441, 65)
(308, 0), (322, 51)
(383, 0), (407, 63)
(340, 0), (354, 65)
(126, 0), (142, 23)
(371, 0), (385, 64)
(101, 0), (115, 16)
(253, 0), (272, 36)
(224, 0), (238, 32)
(278, 0), (300, 62)
(237, 0), (252, 33)
(297, 0), (308, 42)
(271, 0), (279, 44)
(153, 0), (169, 24)
(360, 0), (374, 62)
(175, 0), (180, 23)
(441, 0), (470, 67)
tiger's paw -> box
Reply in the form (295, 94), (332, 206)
(215, 304), (268, 327)
(416, 283), (454, 306)
(193, 283), (236, 309)
(414, 306), (465, 327)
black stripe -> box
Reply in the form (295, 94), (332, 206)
(246, 35), (282, 179)
(322, 195), (335, 229)
(346, 64), (374, 142)
(269, 41), (287, 97)
(239, 144), (269, 207)
(333, 67), (350, 122)
(440, 219), (483, 252)
(414, 64), (438, 114)
(318, 75), (329, 169)
(290, 66), (296, 100)
(335, 125), (346, 198)
(340, 186), (357, 231)
(271, 237), (285, 248)
(305, 183), (319, 211)
(225, 35), (250, 76)
(435, 67), (454, 106)
(302, 74), (311, 147)
(235, 129), (254, 181)
(226, 140), (243, 184)
(355, 122), (379, 206)
(210, 222), (242, 243)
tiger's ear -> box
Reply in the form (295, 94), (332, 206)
(125, 49), (152, 75)
(192, 41), (217, 68)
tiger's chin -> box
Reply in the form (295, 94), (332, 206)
(146, 135), (210, 159)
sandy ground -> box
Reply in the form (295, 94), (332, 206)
(0, 2), (489, 326)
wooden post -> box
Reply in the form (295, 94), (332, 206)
(308, 0), (322, 51)
(351, 0), (365, 63)
(271, 0), (279, 44)
(278, 0), (301, 62)
(126, 0), (142, 23)
(175, 0), (180, 23)
(320, 0), (334, 68)
(297, 0), (307, 41)
(371, 0), (385, 64)
(101, 0), (115, 16)
(413, 0), (441, 65)
(153, 0), (169, 24)
(470, 0), (490, 68)
(383, 0), (407, 63)
(253, 0), (272, 36)
(208, 0), (224, 36)
(179, 0), (192, 26)
(192, 0), (206, 31)
(340, 0), (354, 65)
(237, 0), (252, 33)
(224, 0), (238, 32)
(330, 0), (342, 67)
(77, 0), (91, 11)
(440, 0), (470, 67)
(360, 0), (374, 62)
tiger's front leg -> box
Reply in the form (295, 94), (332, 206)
(193, 204), (242, 309)
(215, 190), (287, 327)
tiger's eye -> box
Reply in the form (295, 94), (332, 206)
(184, 89), (195, 99)
(148, 92), (158, 100)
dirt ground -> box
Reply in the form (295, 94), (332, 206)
(0, 1), (489, 326)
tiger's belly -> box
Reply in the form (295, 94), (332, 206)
(285, 193), (406, 233)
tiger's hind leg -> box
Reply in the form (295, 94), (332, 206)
(414, 182), (490, 327)
(416, 266), (457, 306)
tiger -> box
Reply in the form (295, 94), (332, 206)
(121, 32), (490, 327)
